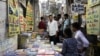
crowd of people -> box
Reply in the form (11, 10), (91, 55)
(38, 14), (89, 56)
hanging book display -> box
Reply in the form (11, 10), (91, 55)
(26, 0), (34, 32)
(19, 0), (27, 32)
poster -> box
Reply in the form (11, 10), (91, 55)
(26, 1), (34, 31)
(86, 8), (93, 34)
(92, 6), (100, 35)
(88, 0), (100, 7)
(86, 6), (100, 35)
(8, 0), (20, 37)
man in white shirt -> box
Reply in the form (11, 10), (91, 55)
(47, 15), (58, 45)
(71, 22), (89, 56)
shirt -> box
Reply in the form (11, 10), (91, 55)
(59, 18), (63, 25)
(61, 38), (78, 56)
(47, 20), (58, 36)
(38, 21), (46, 29)
(63, 19), (70, 30)
(74, 30), (89, 49)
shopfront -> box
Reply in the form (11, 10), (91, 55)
(0, 0), (39, 55)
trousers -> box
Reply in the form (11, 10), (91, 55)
(49, 35), (57, 45)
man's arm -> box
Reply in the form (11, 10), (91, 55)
(55, 21), (58, 37)
(79, 32), (89, 47)
(55, 21), (58, 31)
(78, 32), (89, 52)
(47, 22), (49, 32)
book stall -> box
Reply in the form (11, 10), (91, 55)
(4, 35), (62, 56)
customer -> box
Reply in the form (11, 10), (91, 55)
(63, 14), (71, 31)
(57, 14), (63, 25)
(71, 22), (89, 56)
(54, 15), (60, 43)
(60, 14), (71, 38)
(59, 14), (70, 40)
(47, 15), (58, 45)
(38, 17), (46, 37)
(61, 28), (78, 56)
(57, 14), (63, 42)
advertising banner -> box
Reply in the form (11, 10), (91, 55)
(8, 0), (20, 37)
(86, 6), (100, 35)
(92, 6), (100, 35)
(86, 8), (93, 34)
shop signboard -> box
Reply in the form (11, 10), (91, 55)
(88, 0), (100, 7)
(71, 3), (85, 14)
(8, 0), (20, 37)
(86, 6), (100, 35)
